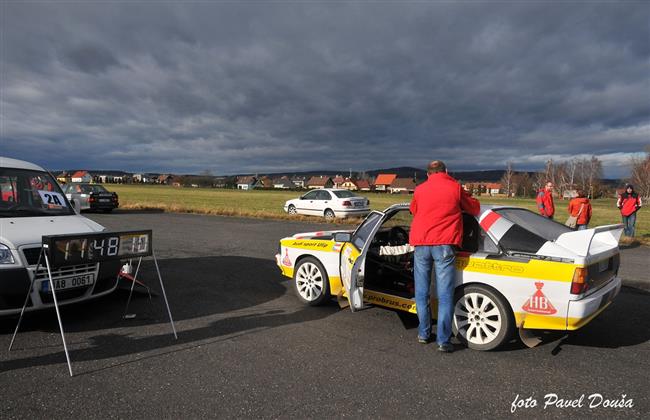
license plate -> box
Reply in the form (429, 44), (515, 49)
(99, 198), (110, 202)
(598, 259), (610, 273)
(41, 274), (95, 293)
(354, 202), (363, 207)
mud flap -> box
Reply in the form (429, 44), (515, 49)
(519, 327), (542, 348)
(337, 289), (349, 309)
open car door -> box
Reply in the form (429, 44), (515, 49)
(340, 211), (384, 311)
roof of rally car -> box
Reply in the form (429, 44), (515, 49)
(382, 203), (506, 215)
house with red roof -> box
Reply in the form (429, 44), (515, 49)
(307, 176), (334, 189)
(71, 171), (92, 183)
(389, 178), (417, 194)
(374, 174), (397, 192)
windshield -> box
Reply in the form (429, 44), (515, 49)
(494, 208), (572, 241)
(333, 190), (358, 198)
(0, 168), (74, 217)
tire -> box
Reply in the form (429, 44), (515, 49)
(324, 209), (335, 220)
(293, 257), (330, 306)
(288, 204), (297, 215)
(452, 284), (514, 351)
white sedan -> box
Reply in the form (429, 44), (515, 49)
(284, 189), (370, 219)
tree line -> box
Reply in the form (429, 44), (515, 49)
(500, 149), (650, 199)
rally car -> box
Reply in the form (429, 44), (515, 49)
(276, 203), (623, 350)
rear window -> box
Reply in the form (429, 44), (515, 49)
(333, 190), (357, 198)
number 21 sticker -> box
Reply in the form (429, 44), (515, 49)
(38, 190), (67, 208)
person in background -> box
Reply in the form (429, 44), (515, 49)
(536, 182), (555, 219)
(409, 160), (480, 353)
(567, 189), (592, 230)
(617, 184), (643, 237)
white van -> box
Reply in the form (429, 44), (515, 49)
(0, 157), (120, 316)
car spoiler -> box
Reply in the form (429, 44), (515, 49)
(553, 224), (624, 257)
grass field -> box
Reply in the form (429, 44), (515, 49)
(107, 184), (649, 245)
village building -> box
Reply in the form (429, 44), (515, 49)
(236, 176), (260, 190)
(273, 176), (294, 189)
(389, 178), (417, 194)
(306, 176), (334, 189)
(71, 171), (92, 183)
(374, 174), (397, 192)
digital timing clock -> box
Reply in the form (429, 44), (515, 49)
(42, 230), (153, 268)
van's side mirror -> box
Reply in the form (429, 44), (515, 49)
(334, 232), (352, 242)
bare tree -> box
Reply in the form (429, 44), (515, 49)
(629, 148), (650, 199)
(500, 161), (514, 198)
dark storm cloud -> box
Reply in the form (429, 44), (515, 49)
(1, 2), (648, 177)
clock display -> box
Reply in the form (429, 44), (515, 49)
(42, 230), (153, 268)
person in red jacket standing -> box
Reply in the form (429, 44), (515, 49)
(536, 182), (555, 219)
(617, 184), (643, 237)
(567, 189), (592, 230)
(409, 161), (480, 353)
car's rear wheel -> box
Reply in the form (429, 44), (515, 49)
(288, 204), (297, 214)
(453, 285), (514, 351)
(293, 257), (330, 306)
(324, 209), (335, 220)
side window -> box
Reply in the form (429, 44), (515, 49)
(302, 191), (318, 200)
(317, 190), (331, 200)
(0, 176), (17, 203)
(461, 214), (499, 254)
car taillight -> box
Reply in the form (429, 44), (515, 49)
(89, 195), (96, 202)
(571, 267), (589, 295)
(112, 193), (118, 201)
(342, 200), (352, 207)
(367, 199), (370, 205)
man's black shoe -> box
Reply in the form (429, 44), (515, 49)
(437, 343), (454, 353)
(417, 336), (431, 344)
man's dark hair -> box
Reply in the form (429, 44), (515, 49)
(427, 160), (446, 174)
(576, 189), (585, 198)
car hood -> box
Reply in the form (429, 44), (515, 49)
(0, 215), (105, 249)
(291, 229), (353, 240)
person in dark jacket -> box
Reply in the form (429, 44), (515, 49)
(617, 184), (643, 237)
(409, 160), (480, 353)
(536, 182), (555, 219)
(567, 189), (592, 230)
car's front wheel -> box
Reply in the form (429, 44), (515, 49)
(287, 204), (297, 215)
(293, 257), (330, 306)
(453, 285), (514, 351)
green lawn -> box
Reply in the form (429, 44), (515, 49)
(107, 184), (649, 244)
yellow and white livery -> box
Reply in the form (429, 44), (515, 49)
(276, 204), (623, 350)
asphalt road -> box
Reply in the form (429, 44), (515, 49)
(1, 212), (648, 419)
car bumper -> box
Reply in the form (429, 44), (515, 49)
(0, 260), (121, 316)
(566, 276), (622, 331)
(334, 208), (370, 218)
(275, 253), (292, 278)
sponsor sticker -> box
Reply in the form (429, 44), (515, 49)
(522, 282), (557, 315)
(282, 249), (292, 266)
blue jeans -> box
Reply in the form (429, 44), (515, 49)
(623, 212), (637, 237)
(414, 245), (456, 345)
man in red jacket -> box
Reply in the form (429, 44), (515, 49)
(409, 161), (480, 352)
(536, 182), (555, 219)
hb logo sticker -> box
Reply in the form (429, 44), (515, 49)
(522, 282), (557, 315)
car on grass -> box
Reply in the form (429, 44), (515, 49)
(0, 157), (121, 316)
(276, 203), (623, 350)
(283, 188), (370, 219)
(63, 183), (119, 212)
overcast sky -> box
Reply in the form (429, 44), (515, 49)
(1, 1), (648, 178)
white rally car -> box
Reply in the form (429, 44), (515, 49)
(276, 203), (623, 350)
